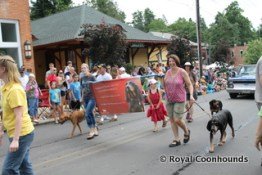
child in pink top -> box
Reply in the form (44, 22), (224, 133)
(25, 73), (42, 123)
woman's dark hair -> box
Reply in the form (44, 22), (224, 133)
(138, 67), (146, 76)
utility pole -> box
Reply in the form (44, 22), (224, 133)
(196, 0), (202, 78)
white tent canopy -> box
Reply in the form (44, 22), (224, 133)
(205, 62), (221, 69)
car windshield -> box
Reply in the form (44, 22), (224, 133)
(238, 65), (256, 76)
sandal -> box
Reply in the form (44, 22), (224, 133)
(183, 129), (191, 143)
(162, 120), (167, 128)
(169, 140), (181, 147)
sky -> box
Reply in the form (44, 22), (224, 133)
(72, 0), (262, 29)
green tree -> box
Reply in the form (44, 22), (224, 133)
(210, 39), (230, 63)
(147, 18), (168, 32)
(30, 0), (72, 20)
(86, 0), (126, 22)
(81, 23), (127, 65)
(143, 8), (155, 32)
(167, 37), (195, 66)
(168, 18), (197, 42)
(132, 8), (156, 32)
(207, 13), (240, 46)
(224, 1), (255, 44)
(244, 39), (262, 64)
(256, 23), (262, 38)
(132, 11), (145, 31)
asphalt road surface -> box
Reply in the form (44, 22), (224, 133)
(0, 90), (261, 175)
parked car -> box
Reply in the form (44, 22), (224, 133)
(226, 64), (256, 99)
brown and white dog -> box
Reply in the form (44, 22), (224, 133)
(58, 110), (85, 138)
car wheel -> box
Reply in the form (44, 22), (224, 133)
(229, 93), (238, 99)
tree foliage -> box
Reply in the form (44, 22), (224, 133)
(147, 18), (168, 32)
(132, 11), (144, 31)
(207, 13), (240, 46)
(210, 39), (230, 63)
(81, 23), (127, 65)
(167, 37), (195, 66)
(143, 8), (155, 32)
(30, 0), (72, 20)
(132, 8), (156, 32)
(168, 18), (197, 42)
(224, 1), (255, 44)
(244, 39), (262, 64)
(85, 0), (126, 22)
(206, 1), (257, 63)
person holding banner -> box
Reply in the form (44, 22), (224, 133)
(80, 63), (98, 139)
(147, 79), (167, 132)
(164, 54), (195, 147)
(96, 64), (118, 123)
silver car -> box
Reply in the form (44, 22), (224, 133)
(227, 64), (256, 99)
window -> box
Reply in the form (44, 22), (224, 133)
(231, 51), (234, 58)
(0, 19), (22, 66)
(240, 50), (243, 57)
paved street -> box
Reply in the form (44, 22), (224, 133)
(0, 90), (261, 175)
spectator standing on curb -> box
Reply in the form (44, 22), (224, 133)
(64, 61), (72, 75)
(80, 63), (98, 139)
(184, 62), (197, 122)
(164, 54), (195, 147)
(0, 55), (35, 175)
(19, 67), (29, 90)
(255, 56), (262, 152)
(119, 67), (131, 78)
(46, 67), (58, 89)
(69, 74), (81, 110)
(96, 64), (115, 123)
(49, 81), (61, 124)
(57, 70), (68, 109)
(45, 63), (55, 78)
(25, 73), (42, 123)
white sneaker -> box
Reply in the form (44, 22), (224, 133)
(113, 115), (118, 119)
(100, 116), (104, 122)
(104, 115), (110, 120)
(94, 128), (99, 136)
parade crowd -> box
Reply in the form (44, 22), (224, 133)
(17, 58), (231, 128)
(0, 54), (261, 175)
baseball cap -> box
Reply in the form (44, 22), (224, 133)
(184, 62), (191, 66)
(98, 64), (107, 69)
(119, 67), (126, 72)
(149, 79), (157, 85)
(29, 73), (35, 78)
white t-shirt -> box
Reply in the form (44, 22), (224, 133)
(255, 56), (262, 103)
(19, 75), (29, 89)
(96, 73), (112, 82)
(119, 73), (131, 78)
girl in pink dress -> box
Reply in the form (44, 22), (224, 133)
(147, 79), (167, 132)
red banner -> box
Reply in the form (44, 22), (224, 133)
(91, 77), (145, 115)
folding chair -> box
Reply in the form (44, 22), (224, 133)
(38, 89), (51, 119)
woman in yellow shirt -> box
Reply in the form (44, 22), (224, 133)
(0, 55), (34, 175)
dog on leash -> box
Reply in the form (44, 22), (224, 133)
(58, 110), (85, 138)
(206, 109), (235, 153)
(209, 99), (223, 115)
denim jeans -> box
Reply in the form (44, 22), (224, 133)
(2, 131), (34, 175)
(84, 98), (96, 128)
(28, 98), (38, 117)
